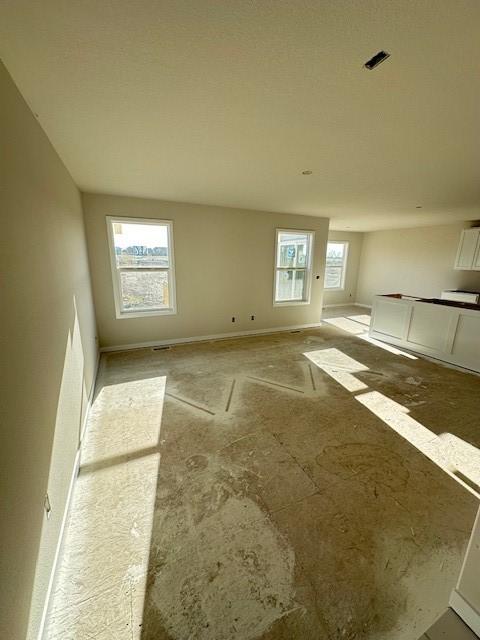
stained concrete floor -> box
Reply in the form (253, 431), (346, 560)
(45, 308), (480, 640)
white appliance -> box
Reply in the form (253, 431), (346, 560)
(441, 290), (480, 304)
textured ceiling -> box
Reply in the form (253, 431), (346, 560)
(1, 1), (480, 230)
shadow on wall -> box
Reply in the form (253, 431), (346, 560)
(27, 298), (92, 640)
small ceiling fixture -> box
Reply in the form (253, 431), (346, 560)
(364, 50), (390, 70)
(301, 170), (312, 175)
(416, 205), (422, 209)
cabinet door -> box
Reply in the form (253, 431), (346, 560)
(452, 313), (480, 367)
(473, 234), (480, 270)
(455, 229), (480, 270)
(371, 298), (411, 339)
(407, 303), (452, 352)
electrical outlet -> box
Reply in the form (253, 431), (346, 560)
(251, 315), (255, 321)
(232, 317), (235, 322)
(44, 494), (52, 520)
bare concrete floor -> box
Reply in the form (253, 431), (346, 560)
(45, 309), (479, 640)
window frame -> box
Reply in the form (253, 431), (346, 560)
(106, 215), (177, 319)
(324, 240), (349, 291)
(273, 228), (315, 307)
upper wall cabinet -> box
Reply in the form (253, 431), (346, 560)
(454, 228), (480, 270)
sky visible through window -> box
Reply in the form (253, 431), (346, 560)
(113, 222), (168, 249)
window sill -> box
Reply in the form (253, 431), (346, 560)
(324, 287), (345, 292)
(115, 307), (177, 320)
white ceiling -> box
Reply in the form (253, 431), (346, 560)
(1, 1), (480, 231)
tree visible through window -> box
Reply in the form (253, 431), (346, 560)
(107, 217), (176, 317)
(324, 241), (348, 289)
(274, 230), (314, 303)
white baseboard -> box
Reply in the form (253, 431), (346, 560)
(36, 449), (81, 640)
(322, 302), (372, 310)
(449, 589), (480, 637)
(322, 303), (352, 308)
(99, 322), (324, 353)
(37, 349), (99, 640)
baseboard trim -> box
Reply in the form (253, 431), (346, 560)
(449, 589), (480, 637)
(322, 302), (372, 310)
(37, 349), (99, 640)
(36, 450), (81, 640)
(322, 303), (353, 308)
(100, 322), (324, 353)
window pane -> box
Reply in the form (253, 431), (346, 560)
(277, 232), (309, 268)
(326, 242), (345, 267)
(324, 242), (347, 289)
(324, 266), (343, 289)
(112, 222), (170, 267)
(120, 270), (170, 311)
(275, 269), (306, 301)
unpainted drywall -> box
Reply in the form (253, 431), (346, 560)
(82, 193), (329, 349)
(356, 222), (480, 306)
(323, 231), (364, 306)
(0, 61), (97, 640)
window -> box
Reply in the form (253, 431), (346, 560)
(324, 241), (348, 290)
(107, 216), (176, 318)
(274, 229), (314, 304)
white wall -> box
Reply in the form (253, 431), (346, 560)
(453, 507), (480, 634)
(356, 222), (480, 306)
(82, 193), (329, 349)
(323, 231), (363, 306)
(0, 62), (97, 640)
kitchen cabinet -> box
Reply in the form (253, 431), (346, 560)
(369, 295), (480, 373)
(454, 228), (480, 270)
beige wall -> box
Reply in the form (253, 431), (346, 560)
(82, 193), (329, 349)
(356, 222), (480, 306)
(0, 62), (97, 640)
(323, 231), (364, 306)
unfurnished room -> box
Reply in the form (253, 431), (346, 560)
(1, 2), (480, 640)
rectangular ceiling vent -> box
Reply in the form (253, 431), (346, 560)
(364, 50), (390, 70)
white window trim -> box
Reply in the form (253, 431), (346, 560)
(324, 241), (349, 291)
(273, 228), (315, 307)
(106, 215), (177, 319)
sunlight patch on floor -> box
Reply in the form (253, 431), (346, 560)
(323, 315), (417, 359)
(304, 347), (369, 392)
(306, 344), (479, 498)
(357, 391), (480, 496)
(44, 376), (166, 640)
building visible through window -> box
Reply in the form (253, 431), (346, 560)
(324, 241), (348, 290)
(107, 217), (176, 318)
(274, 230), (314, 304)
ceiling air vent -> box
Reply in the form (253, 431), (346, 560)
(364, 50), (390, 70)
